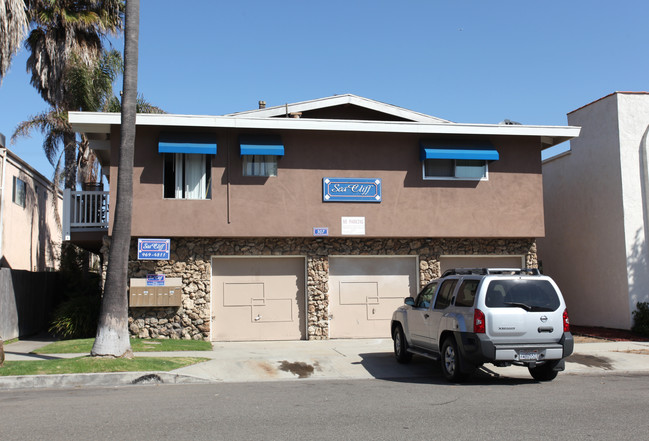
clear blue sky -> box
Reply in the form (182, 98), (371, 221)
(1, 0), (647, 179)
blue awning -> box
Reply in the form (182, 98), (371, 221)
(239, 135), (284, 156)
(419, 141), (499, 161)
(158, 132), (217, 155)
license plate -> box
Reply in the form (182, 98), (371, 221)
(519, 350), (539, 361)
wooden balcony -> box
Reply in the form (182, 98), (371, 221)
(62, 189), (109, 252)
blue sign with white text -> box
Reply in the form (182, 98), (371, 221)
(323, 178), (382, 202)
(138, 238), (170, 260)
(146, 274), (166, 286)
(313, 227), (329, 236)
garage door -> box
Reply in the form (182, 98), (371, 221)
(211, 257), (306, 341)
(329, 256), (418, 339)
(440, 255), (525, 274)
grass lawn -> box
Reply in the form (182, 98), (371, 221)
(0, 356), (209, 377)
(33, 338), (212, 354)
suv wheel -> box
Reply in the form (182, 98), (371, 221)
(528, 361), (559, 381)
(393, 325), (412, 364)
(441, 337), (469, 382)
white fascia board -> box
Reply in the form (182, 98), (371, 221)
(226, 94), (449, 123)
(68, 112), (581, 147)
(68, 111), (119, 133)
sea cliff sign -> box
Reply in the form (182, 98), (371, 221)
(322, 178), (382, 202)
(137, 238), (171, 260)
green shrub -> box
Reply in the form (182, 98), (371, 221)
(49, 294), (101, 339)
(48, 244), (103, 340)
(632, 302), (649, 337)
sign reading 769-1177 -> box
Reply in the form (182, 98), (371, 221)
(137, 238), (170, 260)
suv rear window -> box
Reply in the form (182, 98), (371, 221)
(485, 280), (560, 312)
(455, 279), (479, 307)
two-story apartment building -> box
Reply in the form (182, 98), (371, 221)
(68, 94), (579, 341)
(1, 133), (61, 271)
(540, 92), (649, 330)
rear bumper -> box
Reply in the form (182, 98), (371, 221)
(456, 332), (574, 367)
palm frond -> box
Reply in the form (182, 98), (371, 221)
(11, 107), (72, 166)
(25, 0), (125, 107)
(136, 95), (166, 114)
(0, 0), (29, 81)
(102, 95), (121, 112)
(65, 48), (123, 111)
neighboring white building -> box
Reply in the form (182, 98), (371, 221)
(540, 92), (649, 330)
(0, 133), (61, 271)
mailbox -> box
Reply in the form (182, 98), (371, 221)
(129, 277), (182, 307)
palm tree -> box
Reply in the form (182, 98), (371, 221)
(12, 47), (163, 224)
(13, 48), (162, 185)
(4, 1), (124, 187)
(24, 0), (123, 188)
(25, 0), (123, 106)
(0, 0), (29, 82)
(66, 48), (123, 112)
(103, 93), (165, 114)
(12, 107), (69, 210)
(91, 0), (138, 358)
(12, 48), (123, 208)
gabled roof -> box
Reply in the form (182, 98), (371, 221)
(70, 111), (580, 149)
(226, 94), (450, 123)
(68, 94), (581, 152)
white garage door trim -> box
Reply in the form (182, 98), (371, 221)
(210, 255), (307, 341)
(328, 255), (419, 339)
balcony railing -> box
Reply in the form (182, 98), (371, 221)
(62, 189), (109, 241)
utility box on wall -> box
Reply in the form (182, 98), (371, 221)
(129, 277), (182, 307)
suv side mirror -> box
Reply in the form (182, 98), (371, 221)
(404, 297), (415, 306)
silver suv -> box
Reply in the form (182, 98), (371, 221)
(391, 268), (574, 382)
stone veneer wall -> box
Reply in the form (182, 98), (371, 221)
(105, 237), (537, 341)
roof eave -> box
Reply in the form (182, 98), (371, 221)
(68, 112), (580, 148)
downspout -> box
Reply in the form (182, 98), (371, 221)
(0, 133), (7, 262)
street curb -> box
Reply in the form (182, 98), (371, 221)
(0, 371), (214, 390)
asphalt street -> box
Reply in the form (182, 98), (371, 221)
(1, 373), (648, 440)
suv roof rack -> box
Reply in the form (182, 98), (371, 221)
(441, 268), (541, 277)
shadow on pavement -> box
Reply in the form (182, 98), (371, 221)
(357, 352), (539, 386)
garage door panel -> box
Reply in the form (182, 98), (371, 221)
(252, 299), (294, 322)
(212, 257), (305, 341)
(367, 296), (403, 320)
(339, 282), (378, 305)
(223, 282), (263, 307)
(329, 256), (417, 339)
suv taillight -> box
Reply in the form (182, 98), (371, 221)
(474, 309), (485, 334)
(563, 308), (570, 332)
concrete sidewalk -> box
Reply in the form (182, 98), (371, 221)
(2, 337), (649, 390)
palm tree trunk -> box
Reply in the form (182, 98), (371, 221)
(91, 0), (139, 357)
(63, 131), (77, 189)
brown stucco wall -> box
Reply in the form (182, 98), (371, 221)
(108, 127), (544, 238)
(116, 236), (537, 340)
